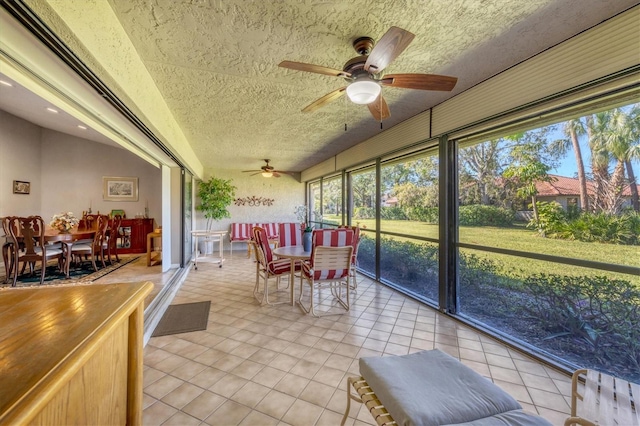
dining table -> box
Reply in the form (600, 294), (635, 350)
(44, 228), (96, 278)
(272, 245), (311, 306)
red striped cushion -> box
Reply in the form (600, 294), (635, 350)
(268, 258), (291, 275)
(231, 223), (254, 241)
(263, 223), (279, 239)
(304, 229), (354, 280)
(278, 223), (302, 247)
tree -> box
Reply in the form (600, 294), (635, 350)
(196, 177), (236, 229)
(552, 118), (589, 211)
(503, 149), (552, 229)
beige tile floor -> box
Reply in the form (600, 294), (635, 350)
(100, 254), (573, 426)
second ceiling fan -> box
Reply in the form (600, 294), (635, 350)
(279, 26), (458, 121)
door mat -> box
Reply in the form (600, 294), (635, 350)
(151, 300), (211, 337)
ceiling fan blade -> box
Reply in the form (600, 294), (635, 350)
(364, 26), (415, 73)
(302, 87), (347, 113)
(380, 73), (458, 91)
(368, 94), (391, 121)
(279, 61), (351, 78)
(272, 172), (281, 178)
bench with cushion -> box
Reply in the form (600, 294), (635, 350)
(229, 222), (295, 256)
(342, 349), (552, 426)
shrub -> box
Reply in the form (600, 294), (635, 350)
(534, 205), (639, 245)
(380, 206), (408, 220)
(404, 206), (439, 223)
(458, 204), (515, 226)
(353, 207), (376, 219)
(521, 274), (640, 375)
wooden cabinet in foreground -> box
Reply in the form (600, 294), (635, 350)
(0, 281), (153, 425)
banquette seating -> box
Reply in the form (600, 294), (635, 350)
(230, 222), (297, 256)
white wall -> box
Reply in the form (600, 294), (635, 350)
(194, 169), (305, 251)
(0, 110), (162, 225)
(0, 110), (42, 216)
(40, 128), (162, 224)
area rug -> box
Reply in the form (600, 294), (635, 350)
(151, 301), (211, 337)
(0, 256), (140, 288)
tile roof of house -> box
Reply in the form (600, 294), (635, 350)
(536, 174), (639, 197)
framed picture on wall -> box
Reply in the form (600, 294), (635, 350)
(103, 176), (139, 201)
(13, 180), (30, 194)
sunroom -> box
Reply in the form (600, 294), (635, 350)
(0, 1), (638, 424)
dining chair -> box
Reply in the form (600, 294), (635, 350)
(1, 216), (18, 284)
(298, 228), (354, 317)
(6, 216), (65, 286)
(339, 225), (361, 289)
(71, 215), (108, 271)
(278, 222), (302, 247)
(107, 215), (122, 264)
(252, 226), (295, 306)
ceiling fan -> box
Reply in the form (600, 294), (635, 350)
(242, 159), (291, 178)
(279, 26), (457, 121)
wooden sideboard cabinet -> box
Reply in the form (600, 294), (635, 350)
(118, 218), (154, 254)
(0, 281), (153, 425)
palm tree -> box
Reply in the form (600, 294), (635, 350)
(625, 104), (640, 212)
(585, 106), (640, 213)
(555, 118), (589, 211)
(586, 112), (614, 212)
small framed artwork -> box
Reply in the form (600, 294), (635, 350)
(103, 176), (139, 201)
(110, 209), (126, 218)
(13, 180), (30, 194)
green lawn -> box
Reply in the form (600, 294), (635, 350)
(326, 215), (639, 283)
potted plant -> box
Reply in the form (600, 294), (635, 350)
(196, 177), (236, 230)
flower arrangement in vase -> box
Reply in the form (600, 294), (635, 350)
(50, 212), (79, 233)
(295, 205), (313, 251)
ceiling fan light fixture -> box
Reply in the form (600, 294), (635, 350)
(346, 77), (381, 104)
(261, 171), (273, 178)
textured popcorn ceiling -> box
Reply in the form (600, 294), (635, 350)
(28, 1), (640, 173)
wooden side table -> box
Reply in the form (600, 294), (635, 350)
(146, 230), (162, 266)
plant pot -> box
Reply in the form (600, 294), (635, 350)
(303, 231), (312, 252)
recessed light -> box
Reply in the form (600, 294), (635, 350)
(46, 107), (58, 113)
(77, 125), (87, 130)
(0, 80), (13, 87)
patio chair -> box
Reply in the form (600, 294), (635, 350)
(339, 225), (360, 289)
(278, 222), (302, 247)
(252, 226), (294, 305)
(297, 228), (354, 317)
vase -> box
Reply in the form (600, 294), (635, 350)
(58, 228), (70, 234)
(303, 231), (312, 252)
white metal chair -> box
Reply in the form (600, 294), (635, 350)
(298, 228), (354, 317)
(252, 226), (294, 305)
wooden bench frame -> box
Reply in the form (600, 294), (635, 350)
(341, 376), (396, 426)
(565, 369), (639, 426)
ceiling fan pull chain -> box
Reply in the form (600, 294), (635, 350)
(344, 94), (348, 132)
(379, 95), (383, 130)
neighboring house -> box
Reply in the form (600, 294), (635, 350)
(535, 174), (640, 210)
(381, 195), (398, 207)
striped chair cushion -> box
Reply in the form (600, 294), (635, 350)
(303, 229), (354, 280)
(278, 223), (302, 247)
(262, 223), (279, 240)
